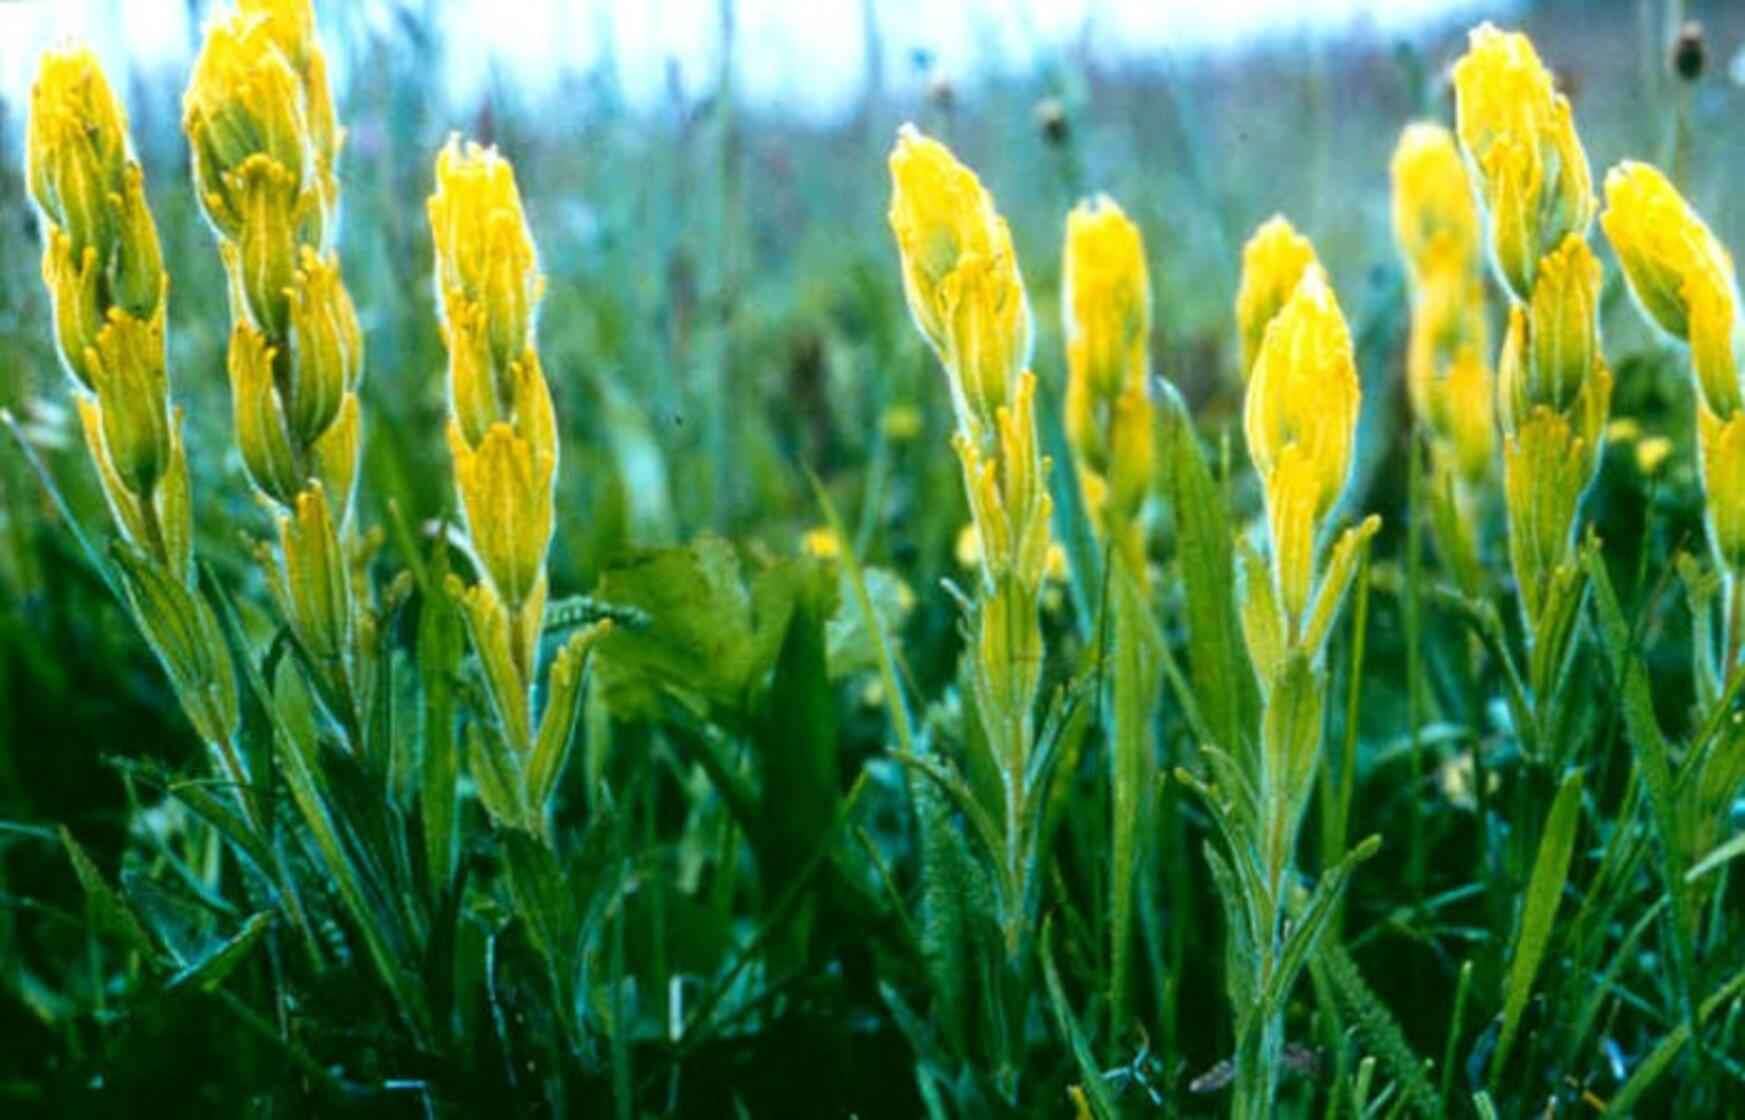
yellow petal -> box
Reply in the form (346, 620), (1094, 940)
(1235, 215), (1318, 382)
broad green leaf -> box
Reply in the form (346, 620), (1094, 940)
(592, 535), (807, 718)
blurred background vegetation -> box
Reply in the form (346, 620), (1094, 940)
(3, 0), (1745, 1114)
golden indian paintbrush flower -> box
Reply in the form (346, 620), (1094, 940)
(1454, 24), (1608, 642)
(1062, 195), (1154, 578)
(889, 123), (1032, 444)
(429, 137), (607, 828)
(1391, 122), (1496, 587)
(1603, 162), (1745, 580)
(888, 125), (1053, 962)
(27, 47), (238, 751)
(1453, 22), (1595, 304)
(1243, 260), (1361, 629)
(1601, 162), (1742, 418)
(186, 0), (366, 721)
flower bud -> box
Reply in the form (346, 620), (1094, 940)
(277, 484), (351, 665)
(429, 137), (539, 368)
(88, 309), (172, 497)
(1235, 216), (1319, 381)
(285, 247), (361, 443)
(228, 322), (302, 505)
(1672, 21), (1706, 83)
(185, 17), (309, 236)
(224, 154), (302, 337)
(1453, 23), (1594, 302)
(888, 124), (1031, 438)
(1063, 195), (1150, 411)
(1601, 160), (1742, 417)
(26, 48), (127, 258)
(938, 249), (1029, 432)
(1390, 122), (1481, 284)
(1526, 234), (1602, 415)
(112, 164), (166, 319)
(43, 232), (103, 390)
(1245, 268), (1359, 525)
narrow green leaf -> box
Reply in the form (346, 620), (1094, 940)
(61, 826), (156, 957)
(1041, 916), (1117, 1120)
(1162, 392), (1254, 753)
(1494, 766), (1583, 1078)
(166, 912), (273, 992)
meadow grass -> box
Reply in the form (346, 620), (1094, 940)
(2, 1), (1745, 1116)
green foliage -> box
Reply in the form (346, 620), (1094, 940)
(4, 8), (1745, 1118)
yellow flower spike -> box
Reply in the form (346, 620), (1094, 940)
(1601, 161), (1743, 418)
(189, 0), (363, 559)
(26, 48), (128, 257)
(1391, 122), (1481, 283)
(428, 137), (540, 368)
(1453, 23), (1594, 302)
(1526, 234), (1602, 413)
(184, 17), (310, 236)
(888, 124), (1031, 439)
(1245, 268), (1359, 522)
(1063, 195), (1150, 406)
(450, 421), (554, 614)
(1699, 408), (1745, 572)
(887, 124), (999, 346)
(1244, 263), (1360, 628)
(285, 247), (362, 444)
(1061, 194), (1155, 575)
(1235, 215), (1319, 382)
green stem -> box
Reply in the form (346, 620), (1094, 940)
(1405, 431), (1426, 891)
